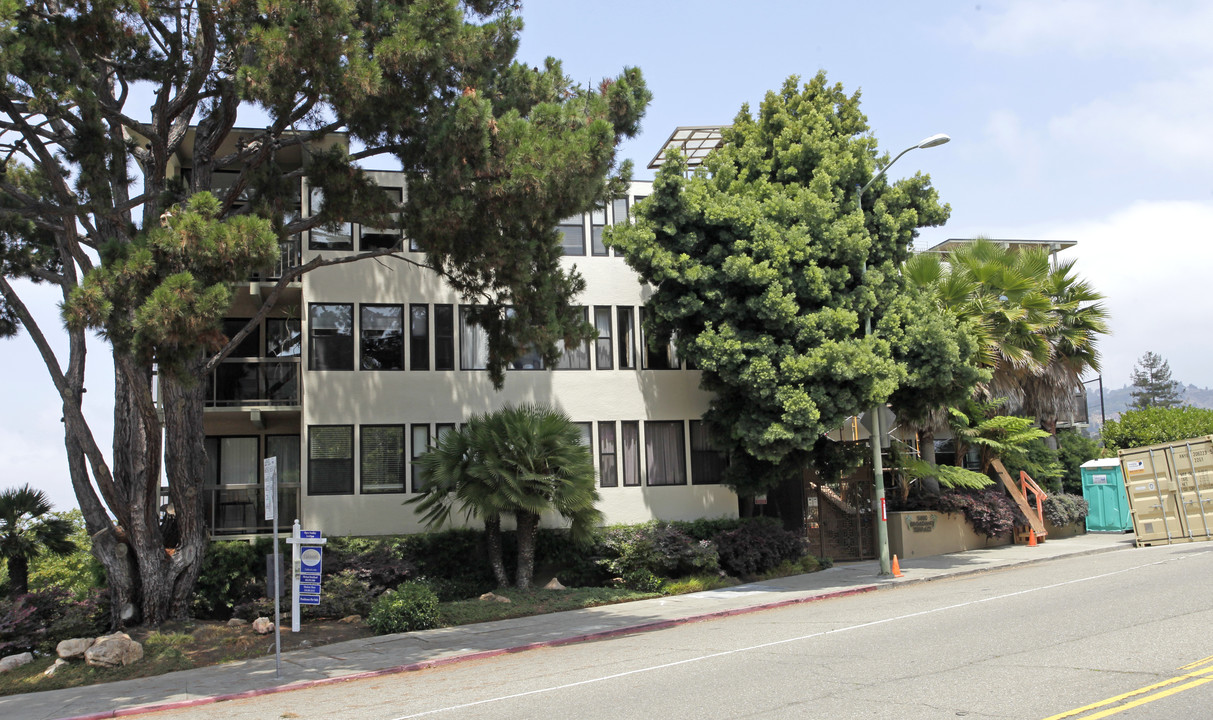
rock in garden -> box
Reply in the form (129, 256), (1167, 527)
(226, 618), (247, 627)
(0, 652), (33, 673)
(479, 592), (498, 601)
(44, 659), (69, 677)
(339, 615), (362, 624)
(252, 617), (275, 635)
(543, 578), (566, 590)
(85, 633), (144, 668)
(57, 637), (96, 660)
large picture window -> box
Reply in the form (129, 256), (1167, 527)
(434, 304), (454, 370)
(309, 304), (354, 370)
(361, 425), (406, 494)
(360, 304), (404, 371)
(617, 307), (636, 370)
(459, 307), (489, 370)
(307, 187), (353, 250)
(308, 425), (353, 495)
(558, 215), (585, 256)
(690, 420), (726, 485)
(621, 421), (640, 487)
(594, 307), (613, 370)
(410, 304), (430, 371)
(598, 421), (617, 488)
(645, 421), (686, 486)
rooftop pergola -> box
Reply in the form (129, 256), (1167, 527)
(647, 125), (727, 170)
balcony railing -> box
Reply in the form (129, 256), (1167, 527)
(204, 358), (300, 408)
(250, 236), (302, 282)
(205, 483), (301, 536)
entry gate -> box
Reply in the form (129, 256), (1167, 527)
(804, 471), (876, 561)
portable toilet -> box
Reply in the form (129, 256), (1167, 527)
(1080, 458), (1131, 532)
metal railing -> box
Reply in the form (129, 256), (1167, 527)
(250, 236), (302, 281)
(204, 357), (300, 407)
(204, 483), (301, 535)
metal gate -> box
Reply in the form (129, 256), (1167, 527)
(804, 469), (876, 561)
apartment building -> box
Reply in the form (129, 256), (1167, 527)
(200, 158), (739, 538)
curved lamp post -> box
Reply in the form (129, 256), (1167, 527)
(857, 132), (949, 576)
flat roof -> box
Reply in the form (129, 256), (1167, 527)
(648, 126), (727, 170)
(925, 238), (1078, 254)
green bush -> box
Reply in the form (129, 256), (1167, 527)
(0, 587), (108, 655)
(324, 538), (415, 595)
(1057, 430), (1102, 494)
(367, 582), (439, 635)
(1043, 493), (1089, 527)
(191, 540), (269, 620)
(598, 522), (719, 585)
(1102, 406), (1213, 452)
(27, 510), (106, 599)
(303, 569), (375, 619)
(670, 517), (748, 543)
(714, 518), (806, 578)
(399, 529), (497, 589)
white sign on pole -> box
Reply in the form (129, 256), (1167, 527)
(263, 457), (278, 521)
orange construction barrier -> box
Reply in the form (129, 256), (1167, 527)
(891, 554), (903, 577)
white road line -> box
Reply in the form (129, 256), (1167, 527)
(389, 549), (1207, 720)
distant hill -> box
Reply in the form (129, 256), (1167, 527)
(1084, 383), (1213, 427)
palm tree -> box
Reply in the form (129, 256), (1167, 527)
(409, 404), (601, 589)
(0, 485), (76, 598)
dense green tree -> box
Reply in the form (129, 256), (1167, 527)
(1056, 429), (1101, 494)
(608, 73), (961, 497)
(1102, 406), (1213, 452)
(0, 0), (648, 625)
(409, 404), (601, 589)
(1129, 351), (1184, 410)
(0, 485), (76, 599)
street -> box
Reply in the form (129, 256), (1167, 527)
(148, 543), (1213, 720)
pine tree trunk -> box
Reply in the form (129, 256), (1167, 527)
(514, 511), (540, 590)
(484, 514), (510, 588)
(162, 374), (209, 619)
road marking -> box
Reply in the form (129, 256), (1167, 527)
(1040, 665), (1213, 720)
(389, 550), (1209, 720)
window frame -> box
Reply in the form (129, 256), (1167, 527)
(617, 307), (636, 370)
(593, 306), (613, 370)
(434, 304), (455, 371)
(359, 303), (405, 371)
(308, 303), (355, 371)
(410, 424), (431, 492)
(644, 420), (687, 486)
(410, 303), (430, 371)
(558, 214), (586, 256)
(308, 425), (354, 496)
(360, 425), (407, 494)
(554, 307), (590, 370)
(620, 421), (641, 487)
(689, 420), (727, 485)
(598, 421), (618, 488)
(306, 186), (354, 251)
(459, 306), (489, 371)
(358, 186), (404, 251)
(590, 204), (608, 256)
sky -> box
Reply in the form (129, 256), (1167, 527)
(5, 0), (1212, 511)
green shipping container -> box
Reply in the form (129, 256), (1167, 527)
(1081, 458), (1131, 533)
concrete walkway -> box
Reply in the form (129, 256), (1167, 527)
(1, 532), (1135, 720)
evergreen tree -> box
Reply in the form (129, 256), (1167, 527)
(1129, 352), (1184, 410)
(0, 0), (648, 625)
(608, 73), (969, 497)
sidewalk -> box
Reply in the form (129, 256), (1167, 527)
(1, 532), (1134, 720)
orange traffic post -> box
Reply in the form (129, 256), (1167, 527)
(891, 554), (903, 577)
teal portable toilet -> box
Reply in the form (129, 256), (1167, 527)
(1080, 458), (1131, 532)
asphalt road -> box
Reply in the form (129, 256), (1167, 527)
(149, 543), (1213, 720)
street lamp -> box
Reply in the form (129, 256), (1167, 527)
(857, 132), (950, 577)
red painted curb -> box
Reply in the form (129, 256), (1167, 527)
(55, 584), (880, 720)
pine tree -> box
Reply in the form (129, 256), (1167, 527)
(1129, 352), (1184, 410)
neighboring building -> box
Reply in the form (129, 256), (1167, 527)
(198, 135), (738, 539)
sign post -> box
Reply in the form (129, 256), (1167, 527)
(263, 458), (281, 677)
(285, 521), (326, 632)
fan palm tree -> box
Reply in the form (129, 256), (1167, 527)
(0, 485), (76, 598)
(409, 404), (601, 589)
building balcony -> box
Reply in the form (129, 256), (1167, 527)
(205, 483), (300, 536)
(204, 357), (300, 409)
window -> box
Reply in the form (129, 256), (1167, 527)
(266, 435), (301, 525)
(410, 304), (430, 371)
(645, 421), (686, 486)
(309, 304), (354, 370)
(436, 423), (456, 445)
(215, 319), (260, 405)
(690, 421), (726, 485)
(620, 421), (640, 486)
(506, 308), (544, 370)
(590, 205), (608, 256)
(361, 425), (406, 494)
(434, 304), (454, 370)
(309, 425), (353, 495)
(459, 306), (488, 370)
(555, 307), (590, 370)
(266, 318), (301, 357)
(598, 421), (618, 487)
(617, 307), (636, 370)
(222, 319), (260, 357)
(558, 215), (585, 256)
(360, 187), (403, 251)
(640, 307), (678, 370)
(411, 424), (431, 492)
(205, 437), (259, 485)
(594, 307), (613, 370)
(574, 422), (592, 447)
(611, 197), (629, 225)
(360, 304), (404, 371)
(307, 187), (353, 250)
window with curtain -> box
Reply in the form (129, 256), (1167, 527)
(459, 307), (488, 370)
(410, 304), (430, 370)
(617, 307), (636, 370)
(590, 205), (608, 256)
(555, 307), (590, 370)
(690, 420), (727, 485)
(558, 215), (585, 256)
(644, 421), (686, 486)
(360, 304), (404, 370)
(621, 421), (640, 487)
(360, 425), (406, 493)
(594, 307), (613, 370)
(309, 304), (354, 370)
(410, 424), (431, 492)
(308, 425), (353, 495)
(434, 304), (455, 370)
(307, 187), (353, 250)
(598, 421), (617, 488)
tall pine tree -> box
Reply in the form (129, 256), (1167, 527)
(1129, 351), (1184, 410)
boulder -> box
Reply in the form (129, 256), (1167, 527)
(57, 637), (96, 660)
(226, 618), (247, 627)
(0, 652), (33, 673)
(339, 614), (362, 624)
(251, 617), (275, 635)
(477, 592), (511, 604)
(85, 633), (144, 668)
(543, 578), (566, 590)
(44, 658), (69, 677)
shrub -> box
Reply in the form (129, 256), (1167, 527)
(0, 586), (107, 655)
(324, 539), (415, 596)
(938, 489), (1024, 539)
(671, 517), (748, 543)
(232, 596), (277, 622)
(367, 582), (439, 635)
(598, 522), (719, 585)
(399, 529), (497, 589)
(303, 569), (375, 619)
(191, 540), (266, 620)
(714, 518), (807, 578)
(1043, 493), (1089, 527)
(28, 510), (107, 599)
